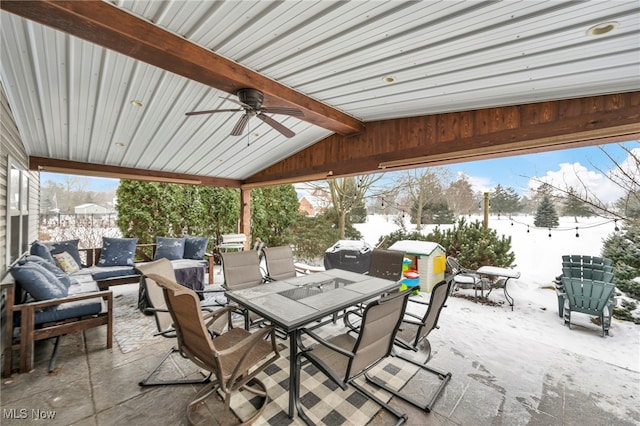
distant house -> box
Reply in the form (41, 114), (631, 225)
(299, 189), (331, 216)
(74, 203), (109, 215)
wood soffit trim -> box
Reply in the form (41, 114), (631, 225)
(29, 157), (241, 188)
(1, 0), (364, 135)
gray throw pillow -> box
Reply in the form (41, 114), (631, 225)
(98, 237), (139, 266)
(154, 237), (186, 261)
(184, 236), (209, 260)
(20, 255), (71, 288)
(10, 262), (69, 300)
(46, 239), (83, 268)
(30, 241), (55, 264)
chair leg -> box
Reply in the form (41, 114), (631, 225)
(139, 346), (212, 386)
(365, 351), (451, 413)
(48, 336), (62, 373)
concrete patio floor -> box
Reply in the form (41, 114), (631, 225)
(2, 273), (639, 425)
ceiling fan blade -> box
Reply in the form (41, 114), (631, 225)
(231, 113), (250, 136)
(262, 107), (304, 117)
(185, 109), (242, 116)
(256, 113), (295, 138)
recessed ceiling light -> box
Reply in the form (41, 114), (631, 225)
(586, 21), (619, 36)
(115, 142), (125, 148)
(382, 76), (397, 84)
(130, 100), (144, 107)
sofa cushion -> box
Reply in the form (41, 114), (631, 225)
(53, 251), (81, 273)
(85, 266), (138, 281)
(46, 239), (83, 268)
(34, 297), (104, 325)
(184, 236), (209, 260)
(98, 237), (138, 267)
(19, 255), (71, 288)
(10, 262), (69, 301)
(30, 241), (56, 264)
(154, 237), (186, 261)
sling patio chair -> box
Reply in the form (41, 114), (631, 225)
(220, 250), (267, 330)
(367, 279), (452, 412)
(149, 273), (280, 425)
(295, 288), (413, 425)
(262, 245), (297, 281)
(136, 258), (227, 387)
(368, 248), (405, 281)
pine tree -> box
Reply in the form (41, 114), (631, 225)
(563, 186), (593, 219)
(534, 195), (559, 228)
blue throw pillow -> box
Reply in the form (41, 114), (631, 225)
(30, 241), (55, 264)
(19, 255), (71, 288)
(46, 239), (83, 268)
(184, 236), (209, 260)
(154, 237), (186, 261)
(10, 262), (69, 300)
(98, 237), (139, 267)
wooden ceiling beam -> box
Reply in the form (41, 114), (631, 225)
(1, 0), (363, 135)
(245, 92), (640, 185)
(29, 157), (241, 188)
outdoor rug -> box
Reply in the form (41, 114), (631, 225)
(112, 290), (160, 353)
(225, 324), (421, 426)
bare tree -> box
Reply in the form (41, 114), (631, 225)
(394, 167), (451, 230)
(527, 144), (639, 225)
(328, 174), (385, 239)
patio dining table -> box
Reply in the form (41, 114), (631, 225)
(225, 269), (400, 419)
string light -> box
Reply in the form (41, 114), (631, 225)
(575, 227), (579, 238)
(527, 225), (530, 233)
(548, 228), (552, 238)
(614, 219), (619, 232)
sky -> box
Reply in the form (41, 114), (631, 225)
(40, 140), (638, 204)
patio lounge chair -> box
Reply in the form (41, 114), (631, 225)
(561, 276), (616, 337)
(149, 273), (280, 425)
(370, 279), (452, 412)
(295, 288), (413, 425)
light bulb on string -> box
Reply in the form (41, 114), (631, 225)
(527, 225), (530, 233)
(402, 210), (405, 218)
(614, 219), (619, 232)
(548, 228), (552, 238)
(381, 198), (384, 207)
(510, 216), (513, 226)
(575, 227), (580, 238)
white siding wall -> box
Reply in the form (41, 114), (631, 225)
(1, 82), (39, 273)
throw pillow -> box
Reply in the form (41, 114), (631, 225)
(20, 255), (71, 288)
(30, 241), (55, 264)
(154, 237), (186, 261)
(53, 251), (81, 274)
(10, 262), (69, 300)
(46, 239), (83, 268)
(98, 237), (139, 267)
(184, 236), (209, 260)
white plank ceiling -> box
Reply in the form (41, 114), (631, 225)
(1, 0), (639, 181)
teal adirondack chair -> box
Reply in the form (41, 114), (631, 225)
(555, 255), (614, 317)
(561, 276), (616, 337)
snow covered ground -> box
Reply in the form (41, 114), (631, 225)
(354, 214), (640, 373)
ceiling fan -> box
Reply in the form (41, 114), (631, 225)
(185, 88), (303, 138)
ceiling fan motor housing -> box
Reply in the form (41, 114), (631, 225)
(238, 88), (264, 109)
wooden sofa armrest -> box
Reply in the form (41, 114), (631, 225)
(14, 290), (113, 311)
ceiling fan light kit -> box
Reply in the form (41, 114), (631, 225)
(186, 88), (302, 138)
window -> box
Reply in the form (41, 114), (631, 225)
(7, 159), (30, 265)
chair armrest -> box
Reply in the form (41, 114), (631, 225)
(14, 290), (113, 311)
(298, 327), (355, 358)
(223, 325), (280, 384)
